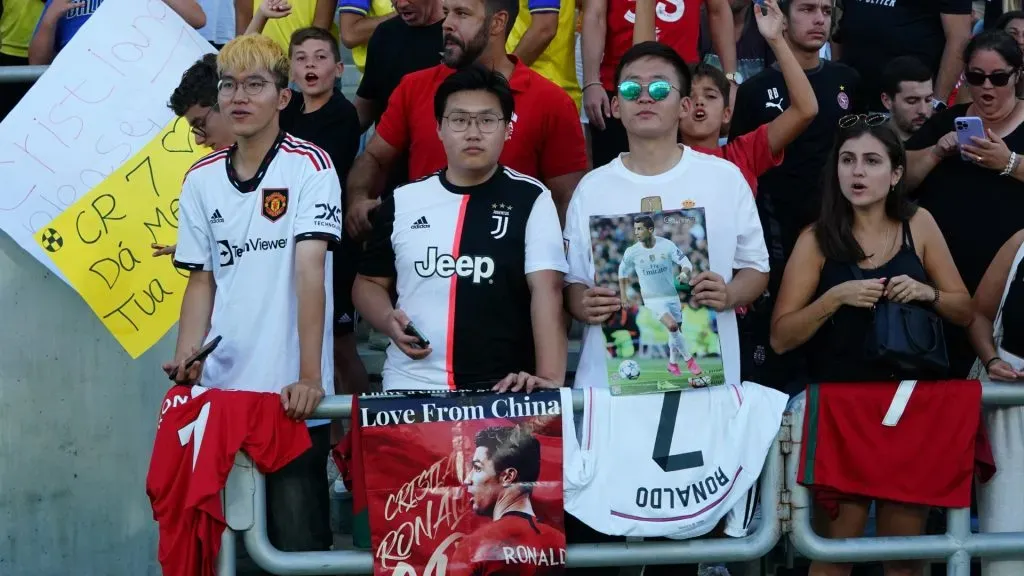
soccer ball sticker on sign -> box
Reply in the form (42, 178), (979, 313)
(590, 208), (723, 395)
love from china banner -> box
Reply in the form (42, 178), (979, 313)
(0, 0), (215, 357)
(359, 390), (567, 576)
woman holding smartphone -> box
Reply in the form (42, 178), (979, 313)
(904, 28), (1024, 376)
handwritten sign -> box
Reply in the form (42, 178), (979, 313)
(0, 0), (214, 357)
(37, 118), (203, 357)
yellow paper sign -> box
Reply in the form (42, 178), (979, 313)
(36, 117), (206, 358)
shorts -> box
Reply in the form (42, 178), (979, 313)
(333, 232), (362, 335)
(643, 296), (683, 323)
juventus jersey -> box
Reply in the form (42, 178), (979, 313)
(360, 167), (567, 391)
(563, 383), (787, 539)
(620, 236), (693, 300)
(174, 133), (341, 426)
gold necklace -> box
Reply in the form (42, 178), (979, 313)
(864, 223), (894, 269)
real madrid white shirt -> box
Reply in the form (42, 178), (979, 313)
(563, 147), (770, 388)
(174, 133), (342, 427)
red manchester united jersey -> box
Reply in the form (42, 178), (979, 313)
(797, 381), (994, 510)
(447, 511), (566, 576)
(146, 385), (311, 576)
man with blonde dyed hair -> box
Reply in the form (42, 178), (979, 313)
(164, 33), (342, 553)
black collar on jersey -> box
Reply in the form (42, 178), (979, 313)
(439, 166), (502, 195)
(225, 131), (285, 193)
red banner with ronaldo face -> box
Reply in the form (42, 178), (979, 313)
(359, 390), (567, 576)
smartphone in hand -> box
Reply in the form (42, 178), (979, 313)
(168, 335), (222, 381)
(403, 322), (430, 349)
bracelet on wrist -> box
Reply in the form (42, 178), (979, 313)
(1001, 151), (1019, 176)
(931, 286), (940, 306)
(582, 81), (603, 92)
(985, 356), (1002, 370)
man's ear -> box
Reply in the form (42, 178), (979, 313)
(278, 86), (292, 111)
(881, 93), (893, 113)
(498, 467), (519, 486)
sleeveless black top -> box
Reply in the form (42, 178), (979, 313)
(806, 221), (931, 382)
(999, 253), (1024, 358)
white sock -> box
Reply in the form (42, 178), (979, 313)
(670, 329), (690, 363)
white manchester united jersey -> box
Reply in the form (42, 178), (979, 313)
(563, 383), (787, 539)
(174, 133), (342, 427)
(620, 236), (693, 300)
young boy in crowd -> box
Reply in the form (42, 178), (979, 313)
(279, 26), (369, 409)
(634, 0), (817, 194)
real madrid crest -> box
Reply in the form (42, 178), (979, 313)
(262, 188), (289, 222)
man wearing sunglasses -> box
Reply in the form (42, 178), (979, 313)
(561, 41), (768, 576)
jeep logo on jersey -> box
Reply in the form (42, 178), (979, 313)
(414, 247), (495, 283)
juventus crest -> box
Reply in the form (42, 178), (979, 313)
(490, 203), (511, 239)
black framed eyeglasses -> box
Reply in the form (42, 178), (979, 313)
(964, 69), (1016, 87)
(617, 80), (676, 102)
(838, 113), (889, 129)
(190, 108), (214, 139)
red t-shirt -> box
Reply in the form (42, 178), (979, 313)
(146, 385), (311, 576)
(693, 124), (783, 196)
(600, 0), (703, 91)
(448, 511), (567, 576)
(798, 381), (994, 514)
(376, 58), (587, 183)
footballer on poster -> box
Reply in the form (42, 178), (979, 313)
(590, 209), (724, 394)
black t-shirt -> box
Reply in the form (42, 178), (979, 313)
(357, 17), (444, 108)
(280, 88), (361, 205)
(729, 60), (861, 268)
(906, 104), (1024, 293)
(835, 0), (971, 112)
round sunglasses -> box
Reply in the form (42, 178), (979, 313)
(617, 80), (677, 102)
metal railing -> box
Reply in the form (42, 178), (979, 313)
(217, 391), (785, 575)
(0, 65), (48, 83)
(784, 382), (1024, 576)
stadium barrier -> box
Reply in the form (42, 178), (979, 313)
(217, 391), (785, 575)
(785, 382), (1024, 576)
(0, 65), (47, 83)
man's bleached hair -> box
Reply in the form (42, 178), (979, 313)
(217, 34), (290, 88)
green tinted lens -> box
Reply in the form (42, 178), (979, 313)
(618, 81), (642, 100)
(648, 81), (672, 101)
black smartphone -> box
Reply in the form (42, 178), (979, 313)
(404, 322), (430, 349)
(168, 335), (222, 381)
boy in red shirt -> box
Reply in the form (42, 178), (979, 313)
(634, 0), (817, 195)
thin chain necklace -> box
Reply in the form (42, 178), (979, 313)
(864, 223), (894, 269)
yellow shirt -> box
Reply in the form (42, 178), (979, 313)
(505, 0), (581, 110)
(0, 0), (45, 58)
(257, 0), (340, 55)
(337, 0), (396, 73)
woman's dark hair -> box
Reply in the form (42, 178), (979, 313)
(815, 123), (916, 263)
(963, 29), (1024, 71)
(994, 10), (1024, 32)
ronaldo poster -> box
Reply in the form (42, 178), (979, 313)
(590, 208), (725, 394)
(360, 390), (567, 576)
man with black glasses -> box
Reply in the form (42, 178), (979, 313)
(352, 64), (568, 392)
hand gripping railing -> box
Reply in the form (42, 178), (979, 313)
(785, 382), (1024, 576)
(217, 391), (785, 575)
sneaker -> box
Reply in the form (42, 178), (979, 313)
(686, 357), (702, 375)
(667, 362), (682, 376)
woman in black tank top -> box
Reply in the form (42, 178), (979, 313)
(768, 122), (972, 576)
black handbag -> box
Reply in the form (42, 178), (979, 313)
(849, 265), (949, 376)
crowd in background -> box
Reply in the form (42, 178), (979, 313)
(6, 0), (1024, 575)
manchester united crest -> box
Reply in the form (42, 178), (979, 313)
(262, 188), (288, 222)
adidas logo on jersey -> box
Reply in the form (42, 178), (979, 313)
(411, 216), (430, 229)
(415, 246), (495, 284)
(210, 209), (224, 224)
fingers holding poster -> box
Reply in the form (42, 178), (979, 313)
(590, 209), (724, 395)
(360, 391), (566, 576)
(35, 117), (205, 358)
